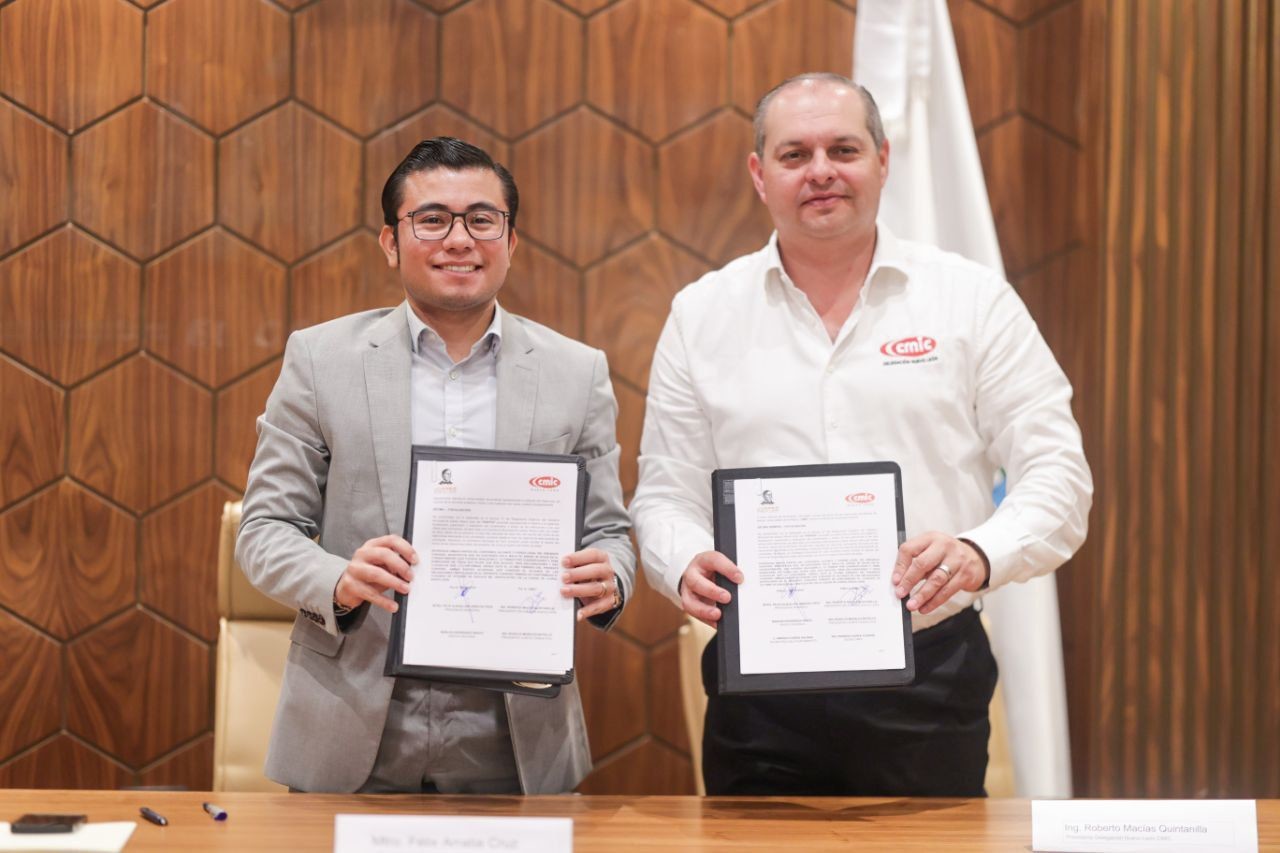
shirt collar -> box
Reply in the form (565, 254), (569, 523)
(764, 221), (912, 293)
(406, 301), (504, 358)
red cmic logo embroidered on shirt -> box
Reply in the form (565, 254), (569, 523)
(530, 475), (561, 489)
(879, 335), (938, 358)
(845, 492), (876, 504)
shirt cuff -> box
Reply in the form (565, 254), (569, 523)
(956, 519), (1023, 591)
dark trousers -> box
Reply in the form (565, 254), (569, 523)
(701, 607), (998, 797)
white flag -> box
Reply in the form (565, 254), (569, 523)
(855, 0), (1073, 798)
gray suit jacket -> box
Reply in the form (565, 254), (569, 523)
(235, 303), (635, 794)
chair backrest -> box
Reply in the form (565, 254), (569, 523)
(676, 618), (716, 796)
(675, 613), (1017, 797)
(212, 500), (293, 792)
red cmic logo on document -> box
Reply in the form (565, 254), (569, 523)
(530, 475), (561, 489)
(879, 335), (937, 359)
(845, 492), (876, 504)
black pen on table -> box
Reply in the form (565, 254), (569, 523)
(139, 806), (168, 826)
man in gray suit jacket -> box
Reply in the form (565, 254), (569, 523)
(237, 138), (634, 794)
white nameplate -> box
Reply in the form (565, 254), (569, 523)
(1032, 800), (1257, 852)
(333, 815), (572, 853)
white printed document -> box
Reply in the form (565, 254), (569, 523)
(387, 449), (583, 681)
(711, 461), (913, 695)
(733, 472), (906, 675)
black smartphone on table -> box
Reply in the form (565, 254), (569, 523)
(11, 813), (86, 834)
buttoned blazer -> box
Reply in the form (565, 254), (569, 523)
(235, 304), (634, 793)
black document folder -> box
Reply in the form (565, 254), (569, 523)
(712, 461), (915, 695)
(384, 446), (589, 696)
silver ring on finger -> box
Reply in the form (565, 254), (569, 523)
(934, 563), (953, 581)
(598, 581), (607, 598)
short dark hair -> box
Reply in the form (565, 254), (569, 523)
(753, 73), (886, 157)
(380, 137), (519, 231)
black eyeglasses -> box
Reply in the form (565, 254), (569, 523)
(400, 208), (510, 241)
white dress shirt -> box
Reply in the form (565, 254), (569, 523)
(406, 302), (502, 448)
(630, 225), (1093, 631)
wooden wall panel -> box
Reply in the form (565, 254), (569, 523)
(0, 101), (67, 255)
(71, 102), (215, 260)
(146, 0), (290, 135)
(1, 0), (1274, 800)
(440, 0), (582, 137)
(586, 0), (728, 143)
(1072, 0), (1280, 798)
(0, 0), (142, 132)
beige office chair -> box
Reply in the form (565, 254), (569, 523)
(677, 614), (1016, 797)
(212, 500), (294, 792)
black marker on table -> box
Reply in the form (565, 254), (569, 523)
(202, 802), (228, 821)
(139, 807), (168, 827)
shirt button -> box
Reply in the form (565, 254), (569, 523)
(826, 364), (836, 374)
(449, 370), (459, 381)
(448, 426), (458, 438)
(827, 420), (838, 431)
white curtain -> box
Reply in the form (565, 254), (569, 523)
(854, 0), (1073, 798)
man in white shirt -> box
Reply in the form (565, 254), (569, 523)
(630, 73), (1092, 795)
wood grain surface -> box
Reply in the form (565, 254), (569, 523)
(71, 102), (215, 260)
(587, 0), (727, 143)
(146, 0), (290, 134)
(0, 481), (136, 640)
(0, 359), (64, 506)
(218, 105), (362, 264)
(68, 357), (213, 513)
(0, 791), (1272, 852)
(0, 0), (142, 131)
(65, 609), (211, 767)
(294, 0), (438, 136)
(0, 228), (140, 386)
(440, 0), (583, 137)
(0, 101), (67, 255)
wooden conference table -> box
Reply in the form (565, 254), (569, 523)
(2, 790), (1278, 851)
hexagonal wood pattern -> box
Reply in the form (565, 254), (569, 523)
(0, 359), (64, 507)
(978, 117), (1081, 275)
(140, 482), (240, 641)
(69, 356), (213, 513)
(0, 612), (62, 760)
(0, 0), (1099, 796)
(66, 609), (211, 767)
(0, 101), (68, 255)
(584, 235), (708, 391)
(0, 229), (140, 385)
(147, 0), (291, 134)
(0, 735), (132, 789)
(587, 0), (727, 142)
(145, 229), (287, 387)
(729, 0), (854, 113)
(0, 481), (136, 640)
(575, 628), (648, 761)
(215, 359), (282, 492)
(950, 0), (1018, 130)
(514, 109), (654, 266)
(71, 102), (215, 259)
(441, 0), (583, 137)
(577, 738), (695, 794)
(0, 0), (143, 132)
(290, 232), (402, 331)
(503, 240), (582, 340)
(295, 0), (438, 136)
(219, 104), (362, 263)
(656, 110), (774, 266)
(1018, 1), (1082, 142)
